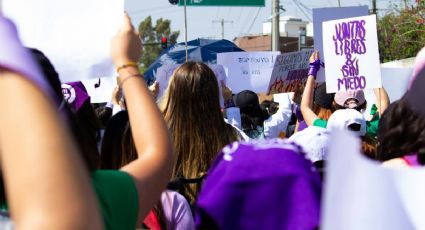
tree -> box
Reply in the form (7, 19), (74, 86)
(377, 0), (425, 62)
(138, 16), (180, 72)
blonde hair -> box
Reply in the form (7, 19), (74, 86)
(161, 62), (238, 203)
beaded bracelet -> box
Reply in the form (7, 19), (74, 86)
(116, 62), (138, 73)
(118, 74), (142, 88)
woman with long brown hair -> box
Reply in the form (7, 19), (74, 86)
(161, 62), (239, 204)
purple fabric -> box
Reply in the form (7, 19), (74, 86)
(292, 104), (307, 132)
(402, 155), (420, 167)
(0, 15), (54, 100)
(297, 120), (308, 132)
(308, 59), (322, 78)
(194, 139), (322, 230)
(61, 81), (90, 112)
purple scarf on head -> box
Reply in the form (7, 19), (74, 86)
(195, 139), (322, 230)
(0, 15), (54, 100)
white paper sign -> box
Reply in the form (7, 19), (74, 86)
(81, 77), (117, 103)
(323, 130), (425, 230)
(3, 0), (123, 83)
(209, 64), (227, 108)
(217, 51), (280, 94)
(313, 6), (369, 82)
(156, 64), (180, 102)
(322, 15), (382, 93)
(273, 93), (293, 111)
(268, 50), (314, 94)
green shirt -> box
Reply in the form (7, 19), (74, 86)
(92, 170), (139, 230)
(312, 104), (380, 137)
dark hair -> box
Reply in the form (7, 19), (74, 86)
(240, 106), (270, 135)
(261, 100), (279, 116)
(333, 100), (367, 112)
(95, 106), (113, 128)
(28, 48), (100, 171)
(100, 111), (136, 169)
(377, 100), (425, 163)
(361, 135), (377, 159)
(99, 111), (168, 230)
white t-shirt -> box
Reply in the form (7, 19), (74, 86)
(263, 106), (292, 139)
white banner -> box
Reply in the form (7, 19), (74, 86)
(323, 130), (425, 230)
(217, 51), (280, 94)
(268, 49), (314, 94)
(3, 0), (123, 83)
(322, 15), (382, 93)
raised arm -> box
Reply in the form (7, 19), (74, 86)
(373, 87), (390, 116)
(111, 13), (173, 221)
(0, 71), (102, 230)
(300, 51), (320, 126)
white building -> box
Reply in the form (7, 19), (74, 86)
(263, 16), (312, 38)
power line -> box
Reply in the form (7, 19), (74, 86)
(227, 7), (232, 19)
(246, 7), (262, 35)
(215, 7), (221, 19)
(239, 8), (255, 35)
(235, 7), (243, 23)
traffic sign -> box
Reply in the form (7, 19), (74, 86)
(179, 0), (265, 7)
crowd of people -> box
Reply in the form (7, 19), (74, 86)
(1, 10), (425, 230)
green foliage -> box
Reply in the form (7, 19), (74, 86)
(138, 16), (180, 72)
(377, 0), (425, 62)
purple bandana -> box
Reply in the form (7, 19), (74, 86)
(61, 81), (90, 112)
(0, 15), (54, 100)
(194, 139), (322, 229)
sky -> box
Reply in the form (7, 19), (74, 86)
(125, 0), (411, 43)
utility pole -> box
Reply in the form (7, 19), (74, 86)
(272, 0), (280, 51)
(338, 0), (341, 7)
(212, 18), (233, 40)
(372, 0), (377, 15)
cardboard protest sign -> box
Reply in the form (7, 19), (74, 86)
(313, 6), (369, 82)
(267, 50), (314, 95)
(3, 0), (123, 83)
(322, 15), (382, 93)
(217, 52), (280, 94)
(323, 130), (425, 230)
